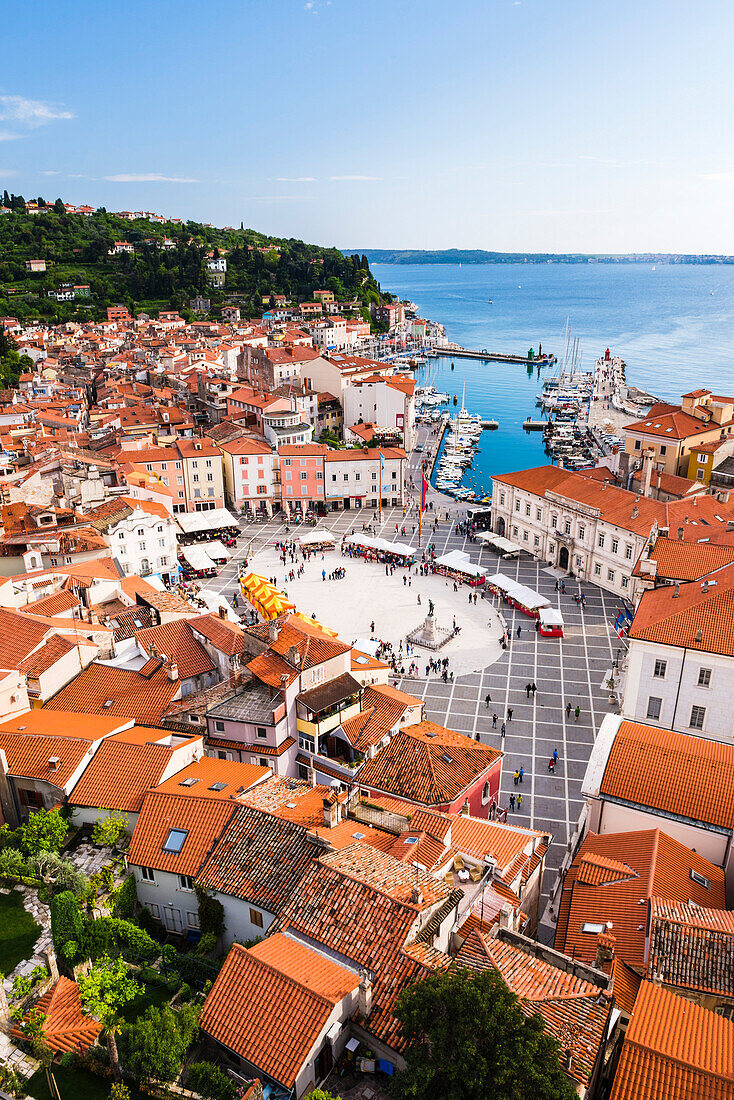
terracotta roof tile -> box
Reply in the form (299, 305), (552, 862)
(0, 731), (96, 786)
(17, 633), (78, 677)
(200, 936), (359, 1090)
(45, 660), (181, 724)
(68, 738), (176, 812)
(455, 930), (611, 1087)
(136, 619), (215, 679)
(0, 607), (50, 669)
(600, 721), (734, 832)
(357, 721), (502, 806)
(126, 790), (237, 876)
(190, 613), (247, 657)
(610, 980), (734, 1100)
(19, 590), (81, 617)
(154, 756), (267, 799)
(630, 563), (734, 655)
(646, 899), (734, 998)
(11, 978), (101, 1054)
(632, 537), (734, 582)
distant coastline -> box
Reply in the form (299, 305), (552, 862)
(354, 248), (734, 265)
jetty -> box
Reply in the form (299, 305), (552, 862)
(438, 345), (556, 367)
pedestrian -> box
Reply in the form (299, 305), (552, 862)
(509, 793), (516, 811)
(565, 702), (572, 719)
(548, 757), (555, 773)
(370, 621), (375, 633)
(517, 793), (523, 810)
(532, 682), (537, 695)
(507, 707), (513, 721)
(501, 723), (506, 739)
(554, 579), (559, 591)
(492, 712), (498, 729)
(516, 625), (521, 638)
(513, 769), (519, 786)
(417, 594), (421, 605)
(552, 747), (558, 764)
(485, 693), (492, 708)
(322, 569), (326, 581)
(574, 705), (580, 722)
(519, 766), (524, 783)
(425, 664), (430, 677)
(525, 683), (531, 698)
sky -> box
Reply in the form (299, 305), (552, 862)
(2, 0), (734, 253)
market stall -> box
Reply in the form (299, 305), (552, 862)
(485, 573), (551, 617)
(295, 530), (336, 552)
(240, 572), (295, 621)
(179, 544), (218, 577)
(476, 532), (523, 558)
(177, 508), (240, 544)
(200, 539), (232, 561)
(434, 550), (487, 587)
(539, 606), (565, 638)
(343, 533), (417, 564)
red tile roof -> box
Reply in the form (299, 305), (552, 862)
(17, 633), (77, 677)
(200, 935), (359, 1090)
(127, 790), (237, 877)
(630, 562), (734, 655)
(632, 536), (734, 581)
(45, 660), (181, 724)
(154, 756), (268, 799)
(599, 720), (734, 832)
(68, 738), (176, 812)
(610, 980), (734, 1100)
(358, 720), (502, 806)
(646, 899), (734, 999)
(11, 978), (101, 1054)
(136, 619), (215, 679)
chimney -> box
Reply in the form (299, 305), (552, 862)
(594, 924), (616, 970)
(358, 971), (373, 1018)
(322, 794), (339, 829)
(677, 526), (684, 541)
(672, 583), (680, 598)
(218, 605), (227, 620)
(268, 619), (280, 642)
(461, 798), (470, 816)
(168, 661), (179, 682)
(695, 629), (703, 643)
(288, 644), (300, 667)
(410, 885), (424, 905)
(48, 756), (60, 771)
(149, 642), (158, 658)
(641, 449), (654, 499)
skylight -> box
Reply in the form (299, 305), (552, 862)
(162, 828), (188, 853)
(103, 700), (114, 709)
(440, 753), (453, 764)
(404, 837), (418, 844)
(208, 782), (227, 792)
(179, 777), (199, 787)
(581, 922), (606, 934)
(352, 831), (366, 839)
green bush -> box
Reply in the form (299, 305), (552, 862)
(195, 886), (225, 939)
(50, 890), (85, 957)
(196, 931), (217, 955)
(92, 809), (129, 848)
(187, 1062), (235, 1100)
(119, 1003), (199, 1083)
(0, 848), (26, 877)
(19, 809), (68, 856)
(111, 875), (137, 919)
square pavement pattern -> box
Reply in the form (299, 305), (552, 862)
(211, 504), (625, 915)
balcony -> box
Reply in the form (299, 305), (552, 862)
(296, 673), (362, 738)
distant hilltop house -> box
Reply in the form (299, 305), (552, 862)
(25, 259), (47, 273)
(110, 241), (135, 255)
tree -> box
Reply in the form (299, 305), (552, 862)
(92, 809), (129, 848)
(50, 890), (85, 961)
(19, 808), (68, 856)
(77, 955), (142, 1081)
(391, 968), (578, 1100)
(187, 1062), (235, 1100)
(119, 1003), (199, 1083)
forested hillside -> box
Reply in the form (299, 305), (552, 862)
(0, 195), (385, 323)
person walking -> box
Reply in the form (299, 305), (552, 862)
(485, 693), (492, 708)
(513, 769), (520, 786)
(552, 747), (558, 764)
(532, 682), (537, 696)
(565, 702), (572, 719)
(509, 793), (516, 812)
(574, 705), (580, 722)
(519, 766), (524, 783)
(548, 757), (556, 773)
(507, 707), (513, 721)
(517, 793), (523, 811)
(492, 712), (498, 729)
(525, 683), (531, 698)
(516, 625), (521, 638)
(500, 722), (506, 739)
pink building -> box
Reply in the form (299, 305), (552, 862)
(277, 443), (327, 514)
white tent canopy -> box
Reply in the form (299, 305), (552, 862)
(485, 573), (551, 611)
(476, 532), (523, 557)
(181, 545), (217, 571)
(539, 607), (564, 627)
(177, 508), (239, 535)
(435, 550), (487, 579)
(201, 539), (231, 560)
(296, 529), (336, 547)
(344, 533), (417, 559)
(354, 637), (380, 657)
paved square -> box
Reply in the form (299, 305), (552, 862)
(206, 501), (624, 931)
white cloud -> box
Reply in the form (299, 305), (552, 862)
(0, 95), (74, 128)
(0, 131), (21, 143)
(276, 176), (317, 182)
(329, 175), (381, 181)
(104, 173), (198, 183)
(40, 170), (61, 176)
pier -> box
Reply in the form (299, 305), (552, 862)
(438, 345), (556, 367)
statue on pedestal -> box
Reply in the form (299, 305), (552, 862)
(427, 599), (435, 618)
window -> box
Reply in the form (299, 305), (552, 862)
(256, 726), (267, 740)
(689, 869), (711, 889)
(625, 544), (633, 560)
(578, 525), (585, 541)
(515, 500), (520, 512)
(512, 526), (518, 538)
(249, 908), (264, 928)
(697, 468), (706, 480)
(698, 667), (712, 687)
(536, 508), (542, 521)
(551, 514), (557, 529)
(187, 911), (199, 928)
(148, 903), (160, 919)
(371, 472), (377, 480)
(300, 471), (308, 480)
(140, 866), (156, 882)
(525, 503), (531, 516)
(162, 828), (188, 854)
(634, 440), (641, 450)
(205, 459), (212, 468)
(621, 577), (629, 589)
(581, 922), (606, 934)
(259, 757), (268, 767)
(482, 781), (491, 804)
(612, 538), (619, 554)
(344, 474), (349, 482)
(646, 696), (662, 720)
(564, 520), (571, 535)
(534, 535), (540, 548)
(208, 782), (227, 792)
(179, 875), (194, 891)
(214, 720), (224, 733)
(500, 493), (505, 505)
(660, 445), (667, 456)
(607, 569), (615, 582)
(690, 704), (706, 729)
(523, 530), (528, 542)
(594, 563), (602, 576)
(653, 659), (667, 678)
(598, 533), (605, 548)
(355, 473), (360, 482)
(331, 474), (337, 482)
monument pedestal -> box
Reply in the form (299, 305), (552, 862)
(407, 612), (453, 651)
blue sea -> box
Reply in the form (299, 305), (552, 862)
(372, 262), (734, 493)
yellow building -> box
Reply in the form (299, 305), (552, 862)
(624, 390), (734, 478)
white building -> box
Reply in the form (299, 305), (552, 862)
(342, 374), (416, 451)
(102, 497), (179, 584)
